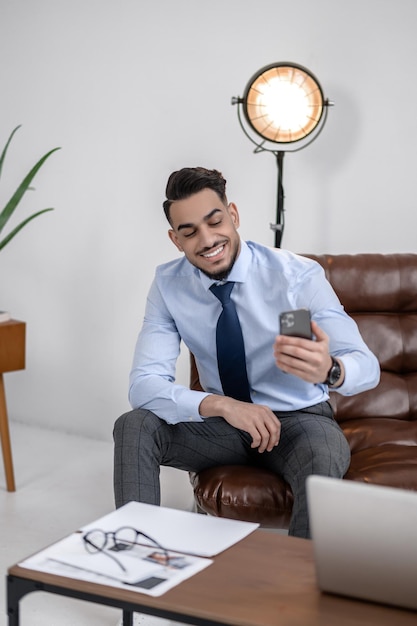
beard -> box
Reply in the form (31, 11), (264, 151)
(198, 245), (239, 281)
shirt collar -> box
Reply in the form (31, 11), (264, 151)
(199, 240), (251, 291)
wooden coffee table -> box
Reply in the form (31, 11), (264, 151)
(7, 530), (417, 626)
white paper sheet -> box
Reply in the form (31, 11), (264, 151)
(80, 502), (259, 557)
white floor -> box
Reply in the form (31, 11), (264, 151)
(0, 422), (195, 625)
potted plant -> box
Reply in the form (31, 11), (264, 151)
(0, 125), (60, 252)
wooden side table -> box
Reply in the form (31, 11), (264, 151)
(0, 320), (26, 492)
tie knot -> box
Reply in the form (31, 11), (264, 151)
(210, 281), (234, 305)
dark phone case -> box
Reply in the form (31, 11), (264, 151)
(279, 309), (312, 339)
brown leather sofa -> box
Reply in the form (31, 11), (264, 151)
(190, 253), (417, 528)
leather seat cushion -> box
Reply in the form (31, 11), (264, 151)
(346, 444), (417, 489)
(190, 466), (293, 528)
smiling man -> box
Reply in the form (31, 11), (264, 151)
(167, 187), (241, 281)
(113, 167), (380, 538)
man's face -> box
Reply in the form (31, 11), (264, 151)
(168, 188), (241, 280)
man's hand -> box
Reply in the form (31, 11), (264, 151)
(199, 395), (281, 453)
(274, 320), (339, 384)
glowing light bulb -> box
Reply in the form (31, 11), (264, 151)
(243, 64), (324, 143)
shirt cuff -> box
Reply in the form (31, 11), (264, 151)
(174, 388), (211, 423)
(332, 354), (358, 395)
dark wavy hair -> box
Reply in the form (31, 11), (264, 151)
(163, 167), (227, 224)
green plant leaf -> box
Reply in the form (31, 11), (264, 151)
(0, 126), (60, 253)
(0, 125), (21, 181)
(0, 146), (60, 234)
(0, 208), (54, 251)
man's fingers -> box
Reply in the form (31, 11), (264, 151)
(220, 399), (281, 453)
(250, 412), (281, 453)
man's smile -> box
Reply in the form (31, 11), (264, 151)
(202, 244), (225, 259)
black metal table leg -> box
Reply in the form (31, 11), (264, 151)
(7, 576), (42, 626)
(123, 609), (134, 626)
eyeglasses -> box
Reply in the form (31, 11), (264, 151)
(82, 526), (169, 573)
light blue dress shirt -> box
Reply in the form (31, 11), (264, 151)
(129, 241), (380, 424)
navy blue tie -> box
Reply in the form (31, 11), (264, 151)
(210, 282), (251, 402)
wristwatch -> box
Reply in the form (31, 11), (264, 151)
(324, 357), (342, 387)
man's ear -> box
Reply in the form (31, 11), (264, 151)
(168, 229), (183, 252)
(228, 202), (240, 229)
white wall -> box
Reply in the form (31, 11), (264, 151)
(1, 0), (416, 442)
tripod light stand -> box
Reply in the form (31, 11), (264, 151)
(232, 62), (332, 247)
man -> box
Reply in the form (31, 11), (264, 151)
(113, 167), (380, 538)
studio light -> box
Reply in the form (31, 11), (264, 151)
(232, 62), (332, 247)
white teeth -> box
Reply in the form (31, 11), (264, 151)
(204, 245), (224, 258)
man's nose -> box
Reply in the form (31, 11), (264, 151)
(199, 227), (217, 250)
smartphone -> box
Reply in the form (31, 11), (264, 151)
(279, 308), (312, 340)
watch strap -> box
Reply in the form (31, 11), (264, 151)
(324, 357), (342, 387)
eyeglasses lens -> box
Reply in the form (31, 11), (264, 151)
(113, 527), (137, 551)
(84, 529), (107, 553)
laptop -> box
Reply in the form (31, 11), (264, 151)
(306, 475), (417, 611)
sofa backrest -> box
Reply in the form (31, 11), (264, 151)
(306, 254), (417, 457)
